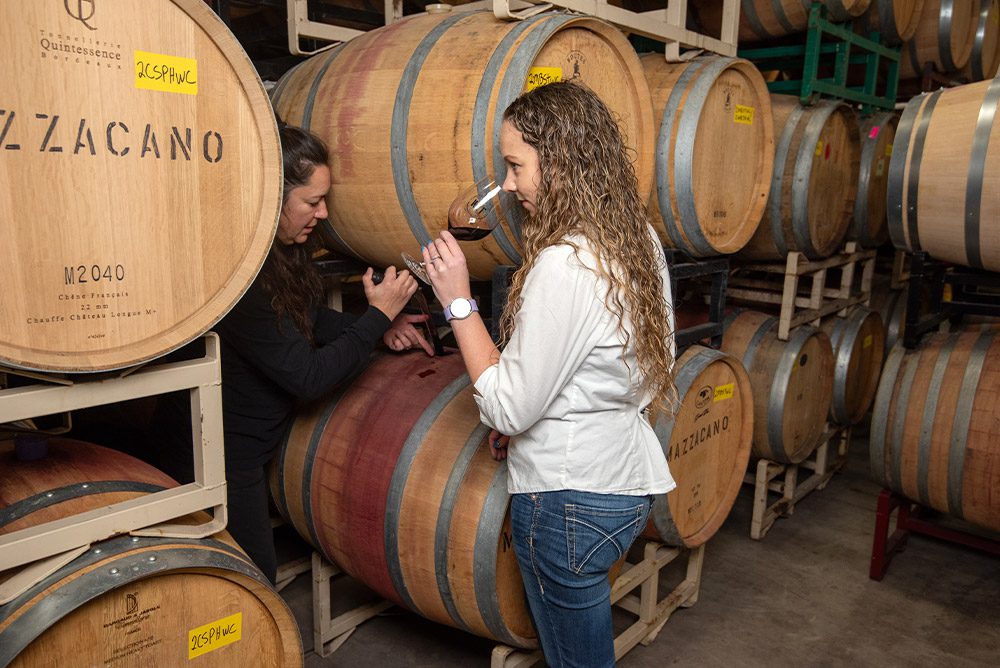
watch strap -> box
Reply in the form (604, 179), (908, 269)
(444, 298), (479, 321)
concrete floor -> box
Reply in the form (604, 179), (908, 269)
(275, 433), (1000, 667)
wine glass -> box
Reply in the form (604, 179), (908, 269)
(400, 177), (514, 285)
(401, 251), (430, 285)
(447, 177), (509, 240)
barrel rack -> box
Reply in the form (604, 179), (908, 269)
(0, 333), (228, 604)
(899, 251), (1000, 348)
(280, 539), (703, 663)
(492, 541), (704, 667)
(869, 489), (1000, 580)
(739, 2), (900, 114)
(728, 241), (877, 341)
(285, 0), (741, 60)
(745, 424), (851, 540)
(666, 250), (730, 351)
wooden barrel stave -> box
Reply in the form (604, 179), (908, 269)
(870, 329), (1000, 533)
(271, 10), (653, 280)
(646, 346), (754, 547)
(0, 1), (281, 372)
(739, 97), (859, 261)
(270, 352), (535, 648)
(722, 311), (835, 463)
(641, 55), (774, 257)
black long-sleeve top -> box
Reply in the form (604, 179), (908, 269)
(215, 279), (390, 469)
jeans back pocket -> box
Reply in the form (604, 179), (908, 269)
(565, 501), (648, 575)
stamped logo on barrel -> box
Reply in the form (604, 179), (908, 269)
(65, 0), (97, 31)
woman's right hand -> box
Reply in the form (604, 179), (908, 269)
(488, 429), (509, 461)
(363, 266), (417, 320)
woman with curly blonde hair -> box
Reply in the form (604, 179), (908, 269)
(424, 81), (676, 667)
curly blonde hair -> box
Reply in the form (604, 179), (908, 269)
(500, 81), (676, 413)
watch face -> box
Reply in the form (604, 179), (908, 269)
(450, 298), (472, 319)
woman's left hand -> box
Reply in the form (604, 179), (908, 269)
(422, 230), (472, 306)
(383, 313), (435, 356)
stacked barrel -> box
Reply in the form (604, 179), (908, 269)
(0, 438), (302, 666)
(270, 10), (654, 281)
(691, 0), (908, 477)
(0, 3), (295, 665)
(719, 92), (882, 466)
(0, 1), (281, 373)
(868, 78), (1000, 537)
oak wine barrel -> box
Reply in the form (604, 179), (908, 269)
(887, 78), (1000, 271)
(0, 0), (281, 372)
(270, 9), (654, 280)
(851, 113), (898, 248)
(270, 352), (536, 648)
(0, 437), (301, 667)
(739, 97), (859, 260)
(900, 0), (979, 77)
(645, 346), (753, 546)
(692, 0), (872, 43)
(869, 283), (908, 354)
(859, 0), (926, 45)
(870, 328), (1000, 534)
(819, 307), (886, 425)
(641, 54), (773, 257)
(721, 310), (835, 463)
(961, 0), (1000, 81)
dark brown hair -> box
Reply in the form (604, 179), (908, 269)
(259, 124), (329, 343)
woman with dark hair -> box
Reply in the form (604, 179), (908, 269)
(422, 82), (676, 667)
(212, 124), (432, 582)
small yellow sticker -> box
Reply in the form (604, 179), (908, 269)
(885, 143), (894, 157)
(815, 140), (824, 157)
(714, 383), (734, 401)
(135, 50), (198, 95)
(525, 67), (562, 92)
(188, 612), (242, 659)
(863, 334), (873, 348)
(734, 105), (754, 125)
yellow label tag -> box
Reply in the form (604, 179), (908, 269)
(734, 105), (754, 125)
(714, 383), (734, 401)
(188, 612), (242, 659)
(815, 140), (824, 157)
(525, 67), (562, 92)
(135, 50), (198, 95)
(885, 143), (893, 157)
(863, 334), (873, 348)
(944, 284), (953, 302)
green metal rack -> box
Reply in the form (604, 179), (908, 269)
(739, 3), (900, 114)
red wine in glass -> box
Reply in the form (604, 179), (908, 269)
(447, 179), (504, 241)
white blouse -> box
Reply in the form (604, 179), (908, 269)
(473, 230), (676, 496)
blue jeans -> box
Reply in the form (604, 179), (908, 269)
(510, 490), (652, 668)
